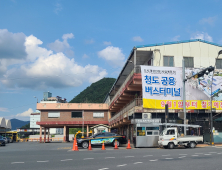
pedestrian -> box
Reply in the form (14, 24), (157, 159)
(191, 128), (194, 136)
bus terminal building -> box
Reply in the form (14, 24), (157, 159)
(36, 39), (222, 143)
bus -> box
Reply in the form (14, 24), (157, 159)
(0, 131), (18, 142)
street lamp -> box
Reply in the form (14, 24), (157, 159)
(34, 96), (38, 103)
(210, 50), (222, 145)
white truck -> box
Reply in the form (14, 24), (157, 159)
(158, 124), (203, 149)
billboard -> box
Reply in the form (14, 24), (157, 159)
(141, 65), (222, 110)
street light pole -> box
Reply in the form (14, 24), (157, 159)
(182, 59), (187, 135)
(210, 50), (222, 145)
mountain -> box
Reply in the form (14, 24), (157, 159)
(69, 77), (116, 103)
(10, 119), (30, 130)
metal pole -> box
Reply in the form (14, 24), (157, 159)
(182, 59), (187, 135)
(82, 110), (84, 138)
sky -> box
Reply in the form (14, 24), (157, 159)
(1, 0), (222, 121)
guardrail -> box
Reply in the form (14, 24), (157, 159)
(19, 138), (64, 142)
(109, 98), (142, 123)
(109, 66), (141, 106)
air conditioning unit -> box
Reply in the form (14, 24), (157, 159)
(142, 113), (152, 119)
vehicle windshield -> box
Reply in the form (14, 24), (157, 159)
(160, 129), (168, 136)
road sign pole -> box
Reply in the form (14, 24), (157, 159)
(182, 59), (186, 135)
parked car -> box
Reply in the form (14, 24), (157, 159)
(2, 137), (8, 143)
(0, 136), (6, 146)
(6, 137), (12, 143)
(77, 132), (127, 149)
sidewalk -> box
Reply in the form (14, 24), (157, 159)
(197, 143), (222, 148)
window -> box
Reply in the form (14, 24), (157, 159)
(71, 111), (82, 118)
(166, 130), (175, 135)
(137, 127), (145, 136)
(184, 57), (194, 68)
(147, 132), (152, 135)
(146, 127), (159, 130)
(105, 133), (113, 136)
(216, 59), (222, 69)
(48, 112), (60, 118)
(163, 56), (174, 67)
(95, 133), (105, 137)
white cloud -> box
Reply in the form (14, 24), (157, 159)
(171, 35), (180, 41)
(132, 36), (143, 42)
(82, 54), (89, 59)
(191, 32), (213, 42)
(103, 41), (112, 45)
(199, 16), (217, 26)
(85, 39), (95, 44)
(0, 107), (9, 112)
(0, 30), (108, 89)
(16, 108), (33, 117)
(98, 46), (125, 68)
(54, 2), (63, 14)
(0, 29), (27, 59)
(48, 33), (74, 56)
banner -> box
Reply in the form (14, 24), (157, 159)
(141, 65), (222, 110)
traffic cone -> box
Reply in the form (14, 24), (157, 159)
(126, 139), (132, 149)
(88, 140), (92, 151)
(114, 140), (119, 150)
(101, 142), (106, 150)
(72, 137), (76, 151)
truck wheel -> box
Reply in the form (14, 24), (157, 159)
(168, 143), (174, 149)
(190, 142), (196, 148)
(81, 141), (89, 149)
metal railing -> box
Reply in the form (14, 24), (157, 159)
(109, 65), (141, 106)
(109, 98), (142, 122)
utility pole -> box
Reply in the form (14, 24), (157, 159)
(182, 59), (187, 135)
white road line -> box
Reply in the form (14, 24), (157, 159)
(192, 155), (199, 157)
(83, 158), (94, 160)
(61, 159), (73, 161)
(37, 161), (49, 162)
(179, 154), (187, 155)
(105, 157), (115, 159)
(165, 158), (173, 160)
(143, 155), (153, 157)
(209, 152), (217, 153)
(162, 155), (170, 156)
(204, 154), (211, 155)
(217, 153), (222, 154)
(98, 168), (109, 170)
(125, 156), (134, 158)
(134, 162), (143, 164)
(178, 156), (186, 158)
(117, 164), (127, 167)
(195, 153), (203, 154)
(149, 159), (158, 161)
(11, 162), (24, 164)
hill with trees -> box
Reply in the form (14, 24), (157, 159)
(69, 77), (116, 103)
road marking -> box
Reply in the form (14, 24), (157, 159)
(178, 156), (186, 158)
(105, 157), (115, 159)
(143, 155), (153, 157)
(179, 154), (187, 155)
(217, 153), (222, 154)
(192, 155), (199, 157)
(125, 156), (134, 158)
(98, 168), (109, 170)
(134, 162), (143, 164)
(149, 159), (158, 161)
(195, 153), (203, 154)
(117, 164), (127, 167)
(162, 154), (170, 156)
(165, 158), (173, 160)
(37, 161), (49, 162)
(61, 159), (73, 161)
(204, 154), (211, 155)
(83, 158), (94, 160)
(11, 162), (24, 164)
(209, 152), (216, 153)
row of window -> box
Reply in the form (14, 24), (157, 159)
(149, 56), (222, 69)
(47, 112), (104, 118)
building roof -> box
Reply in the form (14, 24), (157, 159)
(90, 124), (110, 129)
(0, 117), (6, 128)
(135, 39), (222, 48)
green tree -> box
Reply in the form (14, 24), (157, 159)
(20, 123), (30, 129)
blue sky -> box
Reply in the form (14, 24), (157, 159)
(0, 0), (222, 120)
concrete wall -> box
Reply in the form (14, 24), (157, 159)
(137, 41), (222, 68)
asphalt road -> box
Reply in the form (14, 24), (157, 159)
(1, 142), (222, 170)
